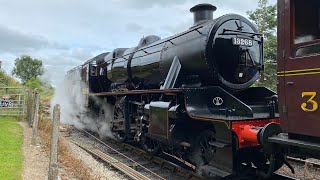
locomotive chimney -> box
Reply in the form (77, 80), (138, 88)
(190, 3), (216, 25)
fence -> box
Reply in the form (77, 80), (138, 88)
(0, 87), (27, 116)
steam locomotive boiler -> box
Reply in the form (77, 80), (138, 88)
(103, 4), (263, 91)
(68, 4), (285, 178)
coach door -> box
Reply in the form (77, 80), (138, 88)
(282, 0), (320, 137)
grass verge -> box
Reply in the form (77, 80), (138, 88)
(0, 116), (23, 180)
(38, 113), (92, 179)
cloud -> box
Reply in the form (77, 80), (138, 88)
(126, 22), (143, 32)
(38, 48), (96, 85)
(116, 0), (189, 9)
(0, 24), (65, 54)
(0, 0), (273, 86)
(70, 48), (94, 61)
(115, 0), (264, 13)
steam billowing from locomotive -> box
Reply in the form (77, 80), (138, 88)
(51, 69), (114, 139)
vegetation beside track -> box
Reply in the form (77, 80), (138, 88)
(0, 116), (23, 180)
(38, 112), (93, 179)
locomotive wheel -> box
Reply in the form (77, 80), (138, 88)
(140, 134), (160, 155)
(190, 130), (217, 168)
(111, 97), (126, 142)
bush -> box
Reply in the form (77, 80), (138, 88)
(25, 77), (42, 92)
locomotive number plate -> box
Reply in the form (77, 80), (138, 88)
(232, 37), (253, 46)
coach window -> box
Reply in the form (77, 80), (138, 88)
(293, 0), (320, 57)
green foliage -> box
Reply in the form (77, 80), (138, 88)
(25, 77), (55, 100)
(12, 56), (44, 83)
(0, 116), (23, 180)
(41, 81), (55, 99)
(247, 0), (277, 38)
(247, 0), (277, 91)
(0, 70), (21, 87)
(25, 77), (42, 92)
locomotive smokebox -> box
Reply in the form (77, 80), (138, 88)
(190, 3), (216, 25)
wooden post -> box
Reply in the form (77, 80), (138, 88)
(26, 89), (33, 126)
(30, 90), (36, 126)
(31, 92), (40, 145)
(48, 104), (60, 180)
(22, 88), (26, 115)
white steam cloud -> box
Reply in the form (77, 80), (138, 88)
(51, 68), (114, 139)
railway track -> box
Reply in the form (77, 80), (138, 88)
(287, 156), (320, 169)
(66, 127), (300, 180)
(69, 128), (203, 180)
(73, 142), (152, 180)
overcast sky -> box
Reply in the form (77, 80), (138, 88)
(0, 0), (275, 85)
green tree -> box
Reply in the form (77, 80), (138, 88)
(0, 70), (21, 87)
(247, 0), (277, 91)
(25, 77), (42, 92)
(12, 56), (44, 83)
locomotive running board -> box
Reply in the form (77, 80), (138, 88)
(160, 56), (181, 90)
(269, 133), (320, 151)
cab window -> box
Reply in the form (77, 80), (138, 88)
(293, 0), (320, 57)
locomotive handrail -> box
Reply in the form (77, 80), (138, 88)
(221, 29), (262, 37)
(104, 25), (205, 64)
(293, 39), (320, 57)
(293, 39), (320, 49)
(105, 50), (163, 64)
(89, 89), (181, 96)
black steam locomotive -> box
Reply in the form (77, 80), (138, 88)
(67, 4), (284, 178)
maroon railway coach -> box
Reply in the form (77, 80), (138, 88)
(268, 0), (320, 159)
(249, 0), (320, 162)
(229, 0), (320, 176)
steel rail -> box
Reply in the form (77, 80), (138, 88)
(81, 129), (166, 180)
(73, 141), (151, 180)
(67, 126), (300, 180)
(272, 172), (299, 180)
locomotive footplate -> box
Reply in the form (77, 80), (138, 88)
(269, 133), (320, 159)
(269, 134), (320, 151)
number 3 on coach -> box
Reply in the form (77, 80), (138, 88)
(301, 92), (318, 112)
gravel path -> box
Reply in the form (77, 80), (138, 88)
(20, 121), (49, 180)
(20, 121), (127, 180)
